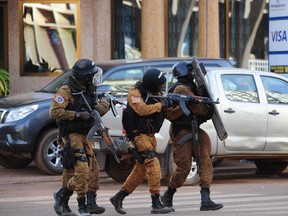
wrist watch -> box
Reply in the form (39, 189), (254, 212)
(75, 112), (81, 118)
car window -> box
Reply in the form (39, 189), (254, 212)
(103, 67), (144, 98)
(221, 74), (259, 103)
(260, 76), (288, 104)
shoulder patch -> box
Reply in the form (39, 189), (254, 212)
(54, 94), (65, 104)
(131, 96), (141, 103)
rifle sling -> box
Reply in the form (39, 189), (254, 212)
(177, 117), (199, 145)
(178, 133), (193, 145)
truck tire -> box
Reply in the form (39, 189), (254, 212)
(0, 156), (33, 169)
(34, 128), (63, 175)
(167, 145), (200, 186)
(105, 154), (135, 182)
(254, 160), (288, 175)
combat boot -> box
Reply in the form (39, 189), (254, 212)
(110, 189), (129, 214)
(62, 194), (77, 216)
(77, 197), (91, 216)
(161, 187), (176, 211)
(200, 188), (223, 211)
(86, 192), (105, 214)
(151, 194), (173, 214)
(53, 187), (73, 215)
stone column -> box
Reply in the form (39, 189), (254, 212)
(141, 0), (166, 58)
(80, 0), (112, 61)
(93, 0), (112, 60)
(198, 0), (220, 58)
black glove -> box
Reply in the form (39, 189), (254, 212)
(76, 111), (91, 120)
(161, 99), (174, 107)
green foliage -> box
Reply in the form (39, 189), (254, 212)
(0, 68), (9, 96)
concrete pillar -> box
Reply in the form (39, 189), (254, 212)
(141, 0), (166, 58)
(198, 0), (220, 58)
(81, 0), (112, 61)
(93, 0), (112, 61)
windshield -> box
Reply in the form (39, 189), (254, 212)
(39, 70), (72, 93)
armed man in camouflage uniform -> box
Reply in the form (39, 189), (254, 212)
(161, 61), (223, 212)
(110, 68), (174, 214)
(50, 59), (110, 216)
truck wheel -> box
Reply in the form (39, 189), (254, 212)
(167, 146), (200, 186)
(254, 160), (288, 175)
(34, 128), (63, 175)
(183, 158), (200, 186)
(105, 154), (135, 182)
(0, 156), (32, 168)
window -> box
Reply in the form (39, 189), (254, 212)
(261, 76), (288, 104)
(103, 67), (144, 98)
(19, 1), (80, 76)
(221, 74), (259, 103)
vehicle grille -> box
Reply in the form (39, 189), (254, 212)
(0, 109), (7, 123)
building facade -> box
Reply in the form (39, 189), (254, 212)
(0, 0), (268, 94)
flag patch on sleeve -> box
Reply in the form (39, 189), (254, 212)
(54, 94), (64, 104)
(131, 96), (141, 103)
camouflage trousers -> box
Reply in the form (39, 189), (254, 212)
(61, 133), (100, 199)
(169, 128), (213, 189)
(123, 133), (162, 195)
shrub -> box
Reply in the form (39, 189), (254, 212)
(0, 68), (9, 96)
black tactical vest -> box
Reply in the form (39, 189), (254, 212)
(122, 81), (165, 137)
(58, 80), (95, 136)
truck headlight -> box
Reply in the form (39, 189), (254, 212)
(5, 105), (39, 122)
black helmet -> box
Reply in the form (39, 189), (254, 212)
(72, 59), (101, 84)
(142, 68), (166, 93)
(172, 61), (192, 78)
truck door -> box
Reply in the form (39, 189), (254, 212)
(217, 73), (267, 152)
(260, 75), (288, 151)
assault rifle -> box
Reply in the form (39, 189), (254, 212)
(74, 91), (121, 164)
(145, 93), (219, 116)
(146, 92), (218, 173)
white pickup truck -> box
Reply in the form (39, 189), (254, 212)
(98, 66), (288, 185)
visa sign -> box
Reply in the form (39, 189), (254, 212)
(271, 30), (287, 42)
(269, 0), (288, 73)
(269, 20), (288, 52)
